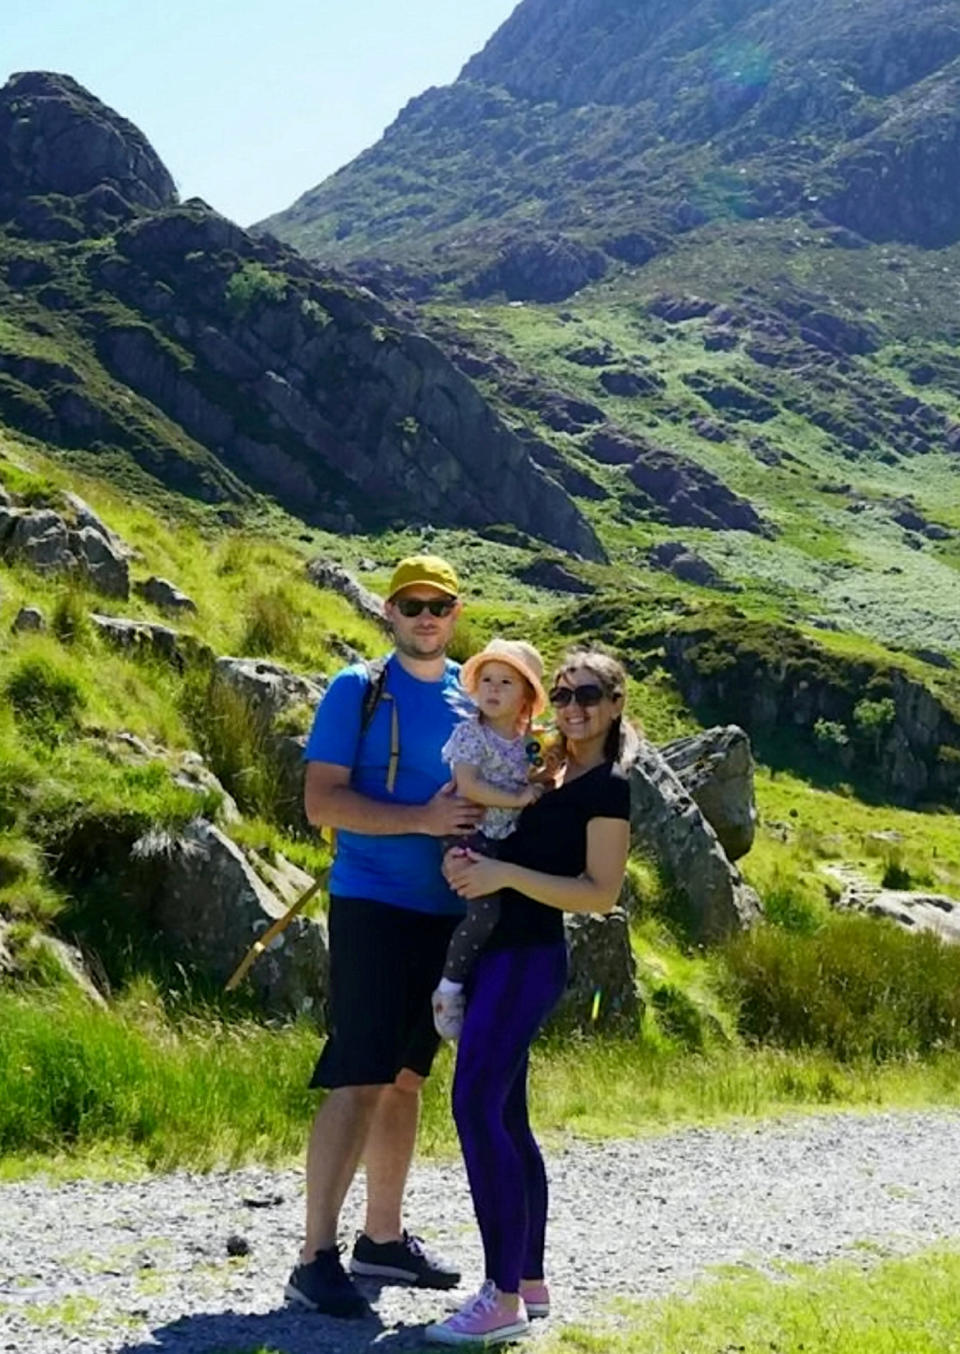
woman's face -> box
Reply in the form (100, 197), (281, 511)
(551, 664), (622, 746)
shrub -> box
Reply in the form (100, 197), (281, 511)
(225, 262), (289, 316)
(4, 652), (87, 743)
(724, 915), (960, 1061)
(881, 849), (912, 890)
(813, 718), (849, 751)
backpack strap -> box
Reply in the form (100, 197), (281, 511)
(360, 656), (399, 795)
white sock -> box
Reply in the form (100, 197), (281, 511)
(437, 979), (463, 995)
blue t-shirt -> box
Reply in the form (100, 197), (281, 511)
(304, 656), (467, 915)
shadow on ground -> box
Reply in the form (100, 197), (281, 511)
(116, 1303), (435, 1354)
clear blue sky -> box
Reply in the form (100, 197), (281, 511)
(5, 0), (518, 227)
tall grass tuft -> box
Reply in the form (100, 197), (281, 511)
(240, 589), (300, 659)
(180, 669), (285, 820)
(725, 915), (960, 1060)
(3, 650), (87, 744)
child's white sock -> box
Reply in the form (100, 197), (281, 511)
(437, 978), (463, 995)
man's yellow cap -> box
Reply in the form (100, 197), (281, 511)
(387, 555), (460, 600)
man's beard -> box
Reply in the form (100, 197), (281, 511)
(395, 632), (447, 661)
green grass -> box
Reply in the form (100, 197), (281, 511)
(3, 982), (960, 1179)
(541, 1245), (960, 1354)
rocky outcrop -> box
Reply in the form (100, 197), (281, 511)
(660, 726), (757, 862)
(465, 235), (608, 303)
(832, 880), (960, 945)
(133, 820), (328, 1017)
(627, 741), (762, 943)
(92, 205), (604, 560)
(0, 71), (176, 211)
(666, 620), (960, 807)
(648, 541), (731, 591)
(305, 558), (388, 629)
(0, 496), (129, 597)
(628, 448), (772, 536)
(90, 613), (204, 668)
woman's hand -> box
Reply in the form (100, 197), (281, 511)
(444, 848), (509, 899)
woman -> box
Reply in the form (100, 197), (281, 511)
(425, 647), (635, 1347)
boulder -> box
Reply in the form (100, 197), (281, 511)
(0, 501), (130, 597)
(627, 740), (762, 942)
(659, 726), (757, 862)
(305, 558), (388, 629)
(11, 605), (45, 633)
(90, 613), (199, 668)
(133, 819), (328, 1017)
(134, 576), (198, 613)
(833, 883), (960, 945)
(557, 907), (640, 1033)
(215, 657), (325, 717)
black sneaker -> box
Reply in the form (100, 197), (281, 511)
(285, 1246), (370, 1318)
(350, 1230), (461, 1289)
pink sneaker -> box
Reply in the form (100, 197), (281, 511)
(425, 1279), (530, 1345)
(519, 1280), (550, 1319)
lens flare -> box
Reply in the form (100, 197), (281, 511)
(591, 988), (603, 1023)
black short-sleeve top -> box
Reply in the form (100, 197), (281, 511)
(488, 761), (631, 949)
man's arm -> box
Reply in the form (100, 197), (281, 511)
(305, 761), (483, 837)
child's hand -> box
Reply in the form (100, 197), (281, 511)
(519, 783), (545, 807)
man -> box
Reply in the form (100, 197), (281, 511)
(285, 555), (482, 1318)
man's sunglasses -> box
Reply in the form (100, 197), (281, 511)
(550, 683), (612, 709)
(394, 597), (458, 618)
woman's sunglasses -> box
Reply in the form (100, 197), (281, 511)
(549, 683), (610, 709)
(394, 597), (458, 618)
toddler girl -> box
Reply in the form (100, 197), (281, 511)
(432, 638), (548, 1040)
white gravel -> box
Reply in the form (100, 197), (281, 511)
(2, 1109), (959, 1353)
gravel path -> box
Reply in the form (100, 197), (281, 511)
(2, 1109), (960, 1353)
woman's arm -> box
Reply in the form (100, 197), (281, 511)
(453, 762), (541, 810)
(445, 817), (630, 914)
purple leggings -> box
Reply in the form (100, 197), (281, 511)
(452, 941), (568, 1293)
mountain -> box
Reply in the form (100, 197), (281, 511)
(0, 71), (600, 558)
(260, 0), (960, 273)
(1, 57), (960, 814)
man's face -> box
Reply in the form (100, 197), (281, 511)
(385, 586), (461, 661)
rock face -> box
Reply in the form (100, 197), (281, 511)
(134, 820), (328, 1017)
(0, 71), (176, 211)
(666, 621), (960, 808)
(627, 740), (762, 943)
(660, 726), (757, 862)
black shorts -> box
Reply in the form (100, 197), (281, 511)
(310, 896), (459, 1090)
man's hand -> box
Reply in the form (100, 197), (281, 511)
(418, 781), (484, 836)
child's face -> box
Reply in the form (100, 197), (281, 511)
(474, 660), (529, 726)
